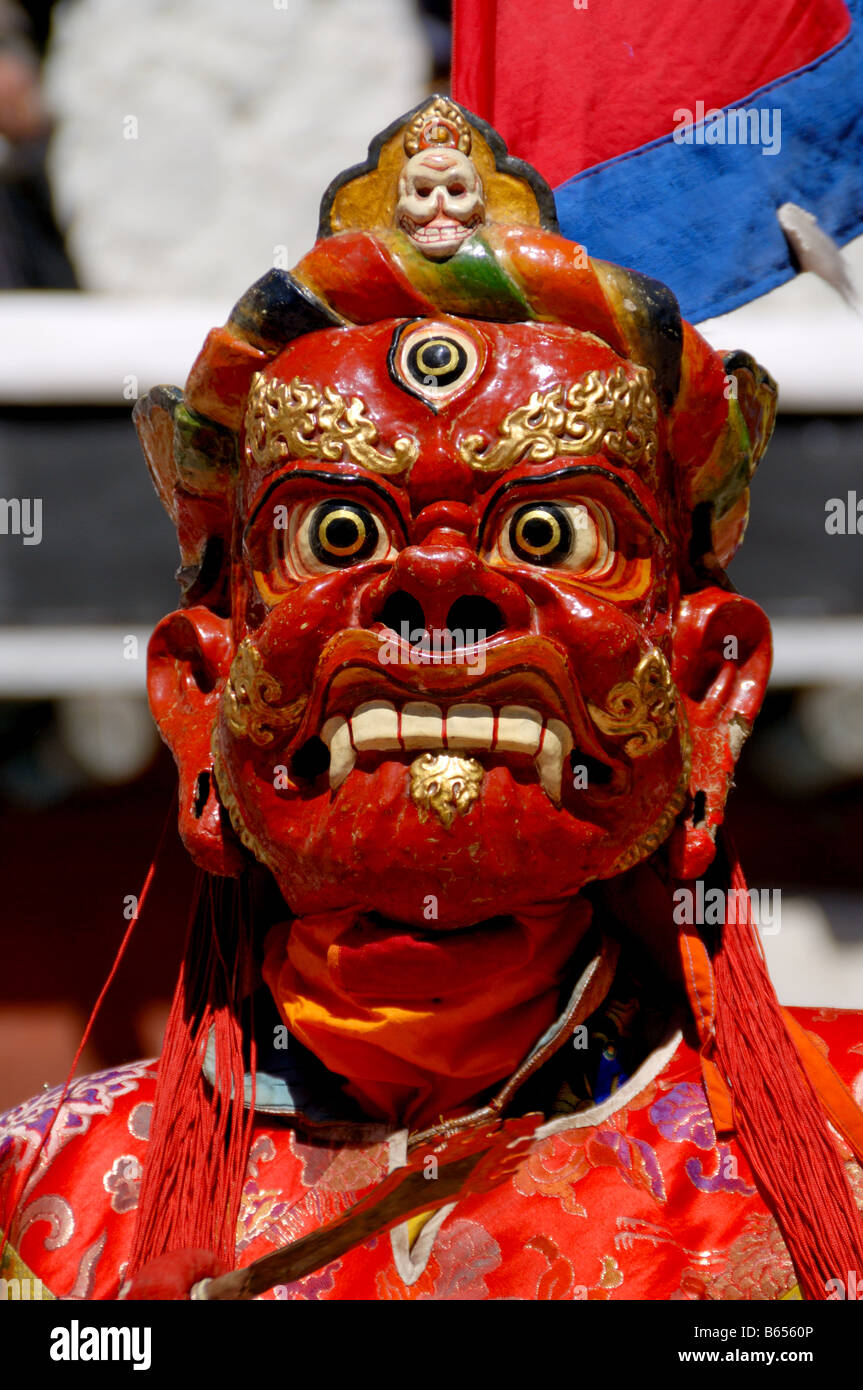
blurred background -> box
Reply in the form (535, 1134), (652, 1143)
(0, 0), (860, 1112)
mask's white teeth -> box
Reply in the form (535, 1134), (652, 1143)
(535, 719), (574, 804)
(318, 703), (570, 794)
(445, 703), (494, 751)
(399, 702), (444, 751)
(496, 705), (543, 754)
(350, 700), (399, 751)
(322, 715), (356, 790)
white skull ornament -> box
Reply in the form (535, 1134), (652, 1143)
(396, 149), (485, 260)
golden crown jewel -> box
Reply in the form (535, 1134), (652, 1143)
(403, 97), (473, 157)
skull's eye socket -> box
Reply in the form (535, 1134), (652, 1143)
(307, 501), (379, 567)
(448, 182), (467, 196)
(509, 503), (572, 564)
(415, 184), (434, 199)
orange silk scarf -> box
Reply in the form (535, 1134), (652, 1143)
(263, 898), (593, 1129)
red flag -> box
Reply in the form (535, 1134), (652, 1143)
(453, 0), (849, 186)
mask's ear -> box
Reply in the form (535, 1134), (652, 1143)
(148, 607), (245, 876)
(668, 587), (771, 879)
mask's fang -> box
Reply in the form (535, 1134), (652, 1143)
(322, 715), (356, 790)
(534, 719), (574, 804)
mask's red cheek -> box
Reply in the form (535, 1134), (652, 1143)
(511, 575), (665, 708)
(237, 563), (392, 701)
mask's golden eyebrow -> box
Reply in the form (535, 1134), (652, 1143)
(457, 368), (659, 475)
(245, 373), (418, 477)
(477, 465), (668, 550)
(244, 468), (409, 543)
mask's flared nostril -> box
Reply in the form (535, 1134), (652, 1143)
(379, 590), (426, 638)
(445, 596), (505, 644)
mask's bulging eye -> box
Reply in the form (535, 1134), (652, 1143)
(494, 499), (616, 577)
(282, 497), (396, 580)
(249, 495), (397, 600)
(510, 503), (570, 563)
(309, 501), (378, 566)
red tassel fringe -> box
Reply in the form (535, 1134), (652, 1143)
(127, 873), (256, 1277)
(713, 832), (863, 1300)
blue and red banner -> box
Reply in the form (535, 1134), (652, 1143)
(453, 0), (863, 320)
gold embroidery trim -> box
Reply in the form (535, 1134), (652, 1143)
(245, 372), (418, 476)
(587, 649), (677, 759)
(211, 732), (280, 876)
(611, 717), (692, 876)
(223, 638), (307, 747)
(458, 365), (658, 473)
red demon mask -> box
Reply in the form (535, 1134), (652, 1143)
(144, 310), (775, 929)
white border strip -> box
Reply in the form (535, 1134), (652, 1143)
(534, 1026), (684, 1139)
(0, 294), (225, 406)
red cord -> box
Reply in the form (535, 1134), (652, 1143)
(0, 803), (175, 1263)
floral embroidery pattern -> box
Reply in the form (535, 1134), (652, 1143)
(376, 1219), (502, 1301)
(0, 1063), (156, 1188)
(650, 1082), (715, 1150)
(649, 1080), (754, 1196)
(102, 1155), (143, 1215)
(515, 1119), (666, 1211)
(514, 1132), (589, 1216)
(274, 1260), (344, 1300)
(672, 1210), (797, 1300)
(127, 1103), (152, 1142)
(685, 1144), (755, 1196)
(3, 1009), (860, 1302)
(236, 1136), (298, 1254)
(588, 1128), (666, 1202)
(292, 1133), (388, 1192)
(0, 1062), (157, 1261)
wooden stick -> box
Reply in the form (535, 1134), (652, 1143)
(204, 1151), (483, 1300)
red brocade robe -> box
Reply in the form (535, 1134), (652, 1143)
(3, 999), (863, 1302)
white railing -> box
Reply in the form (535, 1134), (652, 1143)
(0, 289), (860, 409)
(0, 617), (861, 696)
